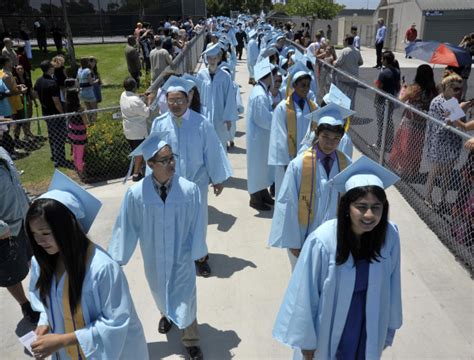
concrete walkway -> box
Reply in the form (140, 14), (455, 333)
(0, 53), (473, 359)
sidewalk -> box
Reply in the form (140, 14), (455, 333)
(0, 52), (472, 359)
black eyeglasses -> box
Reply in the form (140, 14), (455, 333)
(154, 153), (178, 166)
(167, 98), (187, 105)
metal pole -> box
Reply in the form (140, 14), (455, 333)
(379, 98), (390, 164)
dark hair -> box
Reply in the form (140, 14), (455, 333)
(189, 86), (201, 113)
(17, 46), (25, 54)
(351, 26), (357, 32)
(123, 77), (137, 91)
(316, 123), (345, 136)
(0, 55), (11, 68)
(25, 199), (90, 313)
(79, 57), (90, 68)
(154, 36), (163, 47)
(344, 34), (354, 45)
(65, 88), (81, 112)
(382, 50), (395, 66)
(414, 64), (437, 96)
(294, 74), (312, 86)
(40, 60), (53, 73)
(336, 186), (389, 265)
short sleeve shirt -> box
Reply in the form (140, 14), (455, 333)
(34, 74), (61, 115)
(377, 67), (401, 95)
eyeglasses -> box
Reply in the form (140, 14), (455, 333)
(167, 98), (187, 105)
(154, 153), (178, 166)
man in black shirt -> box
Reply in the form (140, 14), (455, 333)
(33, 60), (70, 168)
(235, 24), (247, 61)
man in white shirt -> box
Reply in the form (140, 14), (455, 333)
(120, 77), (152, 181)
(306, 33), (322, 57)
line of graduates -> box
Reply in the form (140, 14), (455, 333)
(21, 15), (403, 360)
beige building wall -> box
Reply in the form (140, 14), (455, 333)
(337, 16), (374, 47)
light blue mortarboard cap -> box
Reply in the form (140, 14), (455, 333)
(281, 47), (296, 58)
(333, 155), (400, 193)
(305, 102), (355, 127)
(254, 57), (274, 81)
(129, 131), (170, 161)
(291, 70), (311, 86)
(181, 73), (202, 90)
(39, 170), (102, 232)
(201, 43), (222, 58)
(162, 75), (194, 94)
(248, 29), (257, 38)
(323, 83), (351, 109)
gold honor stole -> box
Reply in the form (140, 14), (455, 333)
(286, 96), (318, 159)
(62, 243), (94, 360)
(298, 148), (348, 226)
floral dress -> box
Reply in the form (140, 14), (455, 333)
(426, 94), (464, 164)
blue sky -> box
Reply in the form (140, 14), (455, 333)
(335, 0), (380, 9)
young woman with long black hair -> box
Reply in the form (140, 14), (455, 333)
(273, 156), (403, 359)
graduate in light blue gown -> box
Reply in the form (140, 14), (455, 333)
(246, 57), (277, 211)
(150, 76), (232, 277)
(197, 43), (238, 148)
(246, 30), (259, 84)
(268, 103), (354, 269)
(269, 70), (318, 197)
(273, 156), (403, 360)
(26, 170), (148, 360)
(281, 60), (317, 103)
(109, 135), (207, 358)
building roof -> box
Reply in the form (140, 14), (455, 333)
(338, 9), (375, 16)
(416, 0), (474, 11)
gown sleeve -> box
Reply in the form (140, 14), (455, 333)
(272, 236), (328, 351)
(269, 102), (291, 166)
(108, 188), (140, 265)
(28, 258), (49, 327)
(75, 262), (134, 359)
(202, 120), (233, 184)
(190, 184), (207, 261)
(252, 94), (273, 130)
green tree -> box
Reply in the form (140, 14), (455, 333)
(286, 0), (344, 33)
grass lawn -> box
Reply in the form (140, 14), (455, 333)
(15, 43), (145, 195)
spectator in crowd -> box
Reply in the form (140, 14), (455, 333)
(76, 57), (98, 122)
(285, 22), (294, 41)
(351, 26), (360, 50)
(389, 64), (437, 182)
(109, 138), (206, 360)
(0, 146), (40, 325)
(18, 21), (32, 59)
(65, 87), (87, 173)
(16, 46), (32, 80)
(34, 18), (47, 53)
(13, 64), (37, 146)
(134, 22), (143, 43)
(374, 18), (386, 69)
(334, 34), (363, 109)
(373, 50), (401, 153)
(150, 36), (172, 83)
(33, 60), (70, 168)
(404, 23), (417, 58)
(51, 55), (67, 103)
(456, 33), (474, 101)
(316, 41), (337, 104)
(120, 77), (151, 182)
(326, 24), (332, 41)
(171, 31), (184, 58)
(89, 56), (102, 103)
(235, 24), (247, 61)
(1, 38), (18, 67)
(26, 173), (148, 359)
(50, 22), (63, 53)
(0, 76), (16, 155)
(306, 32), (323, 57)
(139, 27), (153, 74)
(125, 35), (142, 88)
(425, 73), (473, 211)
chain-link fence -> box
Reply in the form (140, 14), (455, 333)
(319, 58), (473, 273)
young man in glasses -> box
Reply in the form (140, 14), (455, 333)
(110, 135), (206, 360)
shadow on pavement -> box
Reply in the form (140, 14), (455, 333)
(208, 206), (237, 232)
(208, 253), (257, 279)
(234, 130), (245, 138)
(225, 177), (247, 191)
(227, 145), (246, 155)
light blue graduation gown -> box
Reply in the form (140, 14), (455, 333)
(108, 175), (206, 329)
(273, 219), (403, 359)
(247, 38), (259, 78)
(269, 97), (313, 197)
(246, 82), (275, 194)
(150, 110), (232, 240)
(268, 150), (351, 250)
(197, 67), (238, 147)
(338, 133), (353, 159)
(29, 246), (148, 360)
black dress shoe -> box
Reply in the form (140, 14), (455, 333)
(195, 257), (211, 277)
(186, 346), (203, 360)
(269, 183), (275, 197)
(158, 316), (173, 334)
(260, 189), (275, 205)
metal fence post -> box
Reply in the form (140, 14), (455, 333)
(379, 98), (390, 164)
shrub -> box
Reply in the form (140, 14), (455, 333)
(82, 113), (130, 183)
